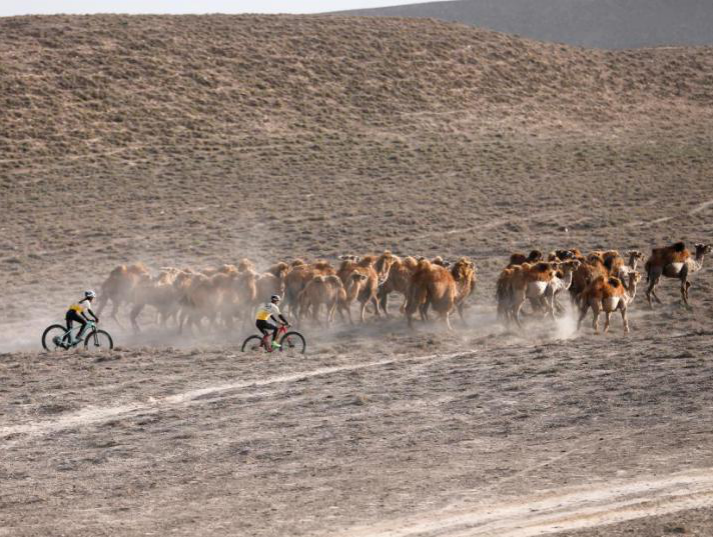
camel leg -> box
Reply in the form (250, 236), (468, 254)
(511, 289), (526, 329)
(591, 303), (601, 334)
(378, 289), (390, 317)
(371, 296), (381, 317)
(620, 306), (630, 333)
(603, 311), (612, 333)
(646, 268), (663, 307)
(444, 312), (453, 331)
(577, 302), (589, 331)
(679, 265), (691, 308)
(129, 303), (144, 333)
(110, 300), (125, 329)
(545, 289), (556, 321)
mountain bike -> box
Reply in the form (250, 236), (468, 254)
(42, 320), (114, 351)
(241, 324), (306, 355)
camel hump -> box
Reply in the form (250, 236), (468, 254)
(533, 262), (550, 272)
(673, 241), (686, 252)
(608, 277), (621, 287)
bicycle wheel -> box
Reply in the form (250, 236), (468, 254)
(42, 324), (69, 351)
(241, 335), (266, 353)
(84, 329), (114, 351)
(279, 331), (306, 355)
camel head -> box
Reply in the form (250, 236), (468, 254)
(627, 250), (645, 262)
(339, 254), (360, 262)
(527, 250), (543, 263)
(695, 243), (712, 257)
(561, 259), (581, 273)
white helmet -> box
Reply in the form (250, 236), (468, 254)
(270, 294), (281, 303)
(85, 290), (97, 299)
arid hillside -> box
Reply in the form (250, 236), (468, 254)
(337, 0), (713, 49)
(3, 14), (713, 537)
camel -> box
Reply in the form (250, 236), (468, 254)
(283, 260), (336, 316)
(179, 270), (256, 333)
(297, 275), (346, 325)
(374, 250), (400, 281)
(254, 263), (289, 304)
(128, 269), (192, 332)
(338, 272), (370, 324)
(645, 242), (711, 308)
(404, 259), (457, 330)
(377, 255), (418, 316)
(95, 262), (151, 327)
(507, 250), (543, 268)
(578, 272), (642, 334)
(604, 250), (645, 282)
(497, 261), (559, 328)
(337, 256), (381, 322)
(569, 253), (609, 306)
(451, 257), (477, 323)
(544, 259), (581, 319)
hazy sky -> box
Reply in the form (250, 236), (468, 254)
(1, 1), (441, 17)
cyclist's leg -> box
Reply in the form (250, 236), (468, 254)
(67, 310), (87, 342)
(256, 320), (273, 343)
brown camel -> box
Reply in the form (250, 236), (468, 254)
(337, 256), (381, 322)
(645, 242), (711, 308)
(578, 272), (642, 334)
(297, 275), (346, 325)
(543, 259), (581, 319)
(283, 260), (336, 316)
(377, 255), (418, 316)
(497, 261), (559, 328)
(405, 259), (457, 330)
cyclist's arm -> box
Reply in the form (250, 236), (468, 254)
(270, 314), (288, 326)
(85, 308), (98, 322)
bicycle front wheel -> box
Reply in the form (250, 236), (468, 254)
(280, 331), (306, 355)
(42, 324), (69, 351)
(241, 335), (266, 354)
(84, 329), (114, 351)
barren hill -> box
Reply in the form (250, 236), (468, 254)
(3, 14), (713, 537)
(336, 0), (713, 49)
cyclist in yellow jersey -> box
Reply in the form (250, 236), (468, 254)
(255, 295), (289, 349)
(66, 290), (99, 343)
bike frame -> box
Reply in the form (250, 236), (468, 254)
(62, 320), (97, 346)
(261, 325), (289, 350)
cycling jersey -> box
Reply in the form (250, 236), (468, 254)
(68, 298), (92, 314)
(256, 302), (281, 321)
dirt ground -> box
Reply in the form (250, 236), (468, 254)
(2, 14), (713, 537)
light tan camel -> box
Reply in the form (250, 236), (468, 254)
(544, 259), (581, 319)
(578, 272), (641, 334)
(297, 275), (346, 325)
(645, 242), (711, 308)
(95, 262), (150, 327)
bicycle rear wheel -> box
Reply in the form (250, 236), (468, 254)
(241, 335), (266, 353)
(84, 329), (114, 351)
(279, 331), (306, 356)
(42, 324), (69, 351)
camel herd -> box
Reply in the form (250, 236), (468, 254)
(92, 241), (710, 337)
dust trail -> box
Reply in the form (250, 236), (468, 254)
(339, 468), (713, 537)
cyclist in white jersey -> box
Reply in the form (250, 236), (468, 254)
(66, 290), (99, 343)
(255, 295), (289, 349)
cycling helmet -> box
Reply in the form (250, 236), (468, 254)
(85, 290), (97, 299)
(270, 294), (281, 303)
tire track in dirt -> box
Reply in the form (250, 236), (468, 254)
(0, 349), (473, 445)
(338, 468), (713, 537)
